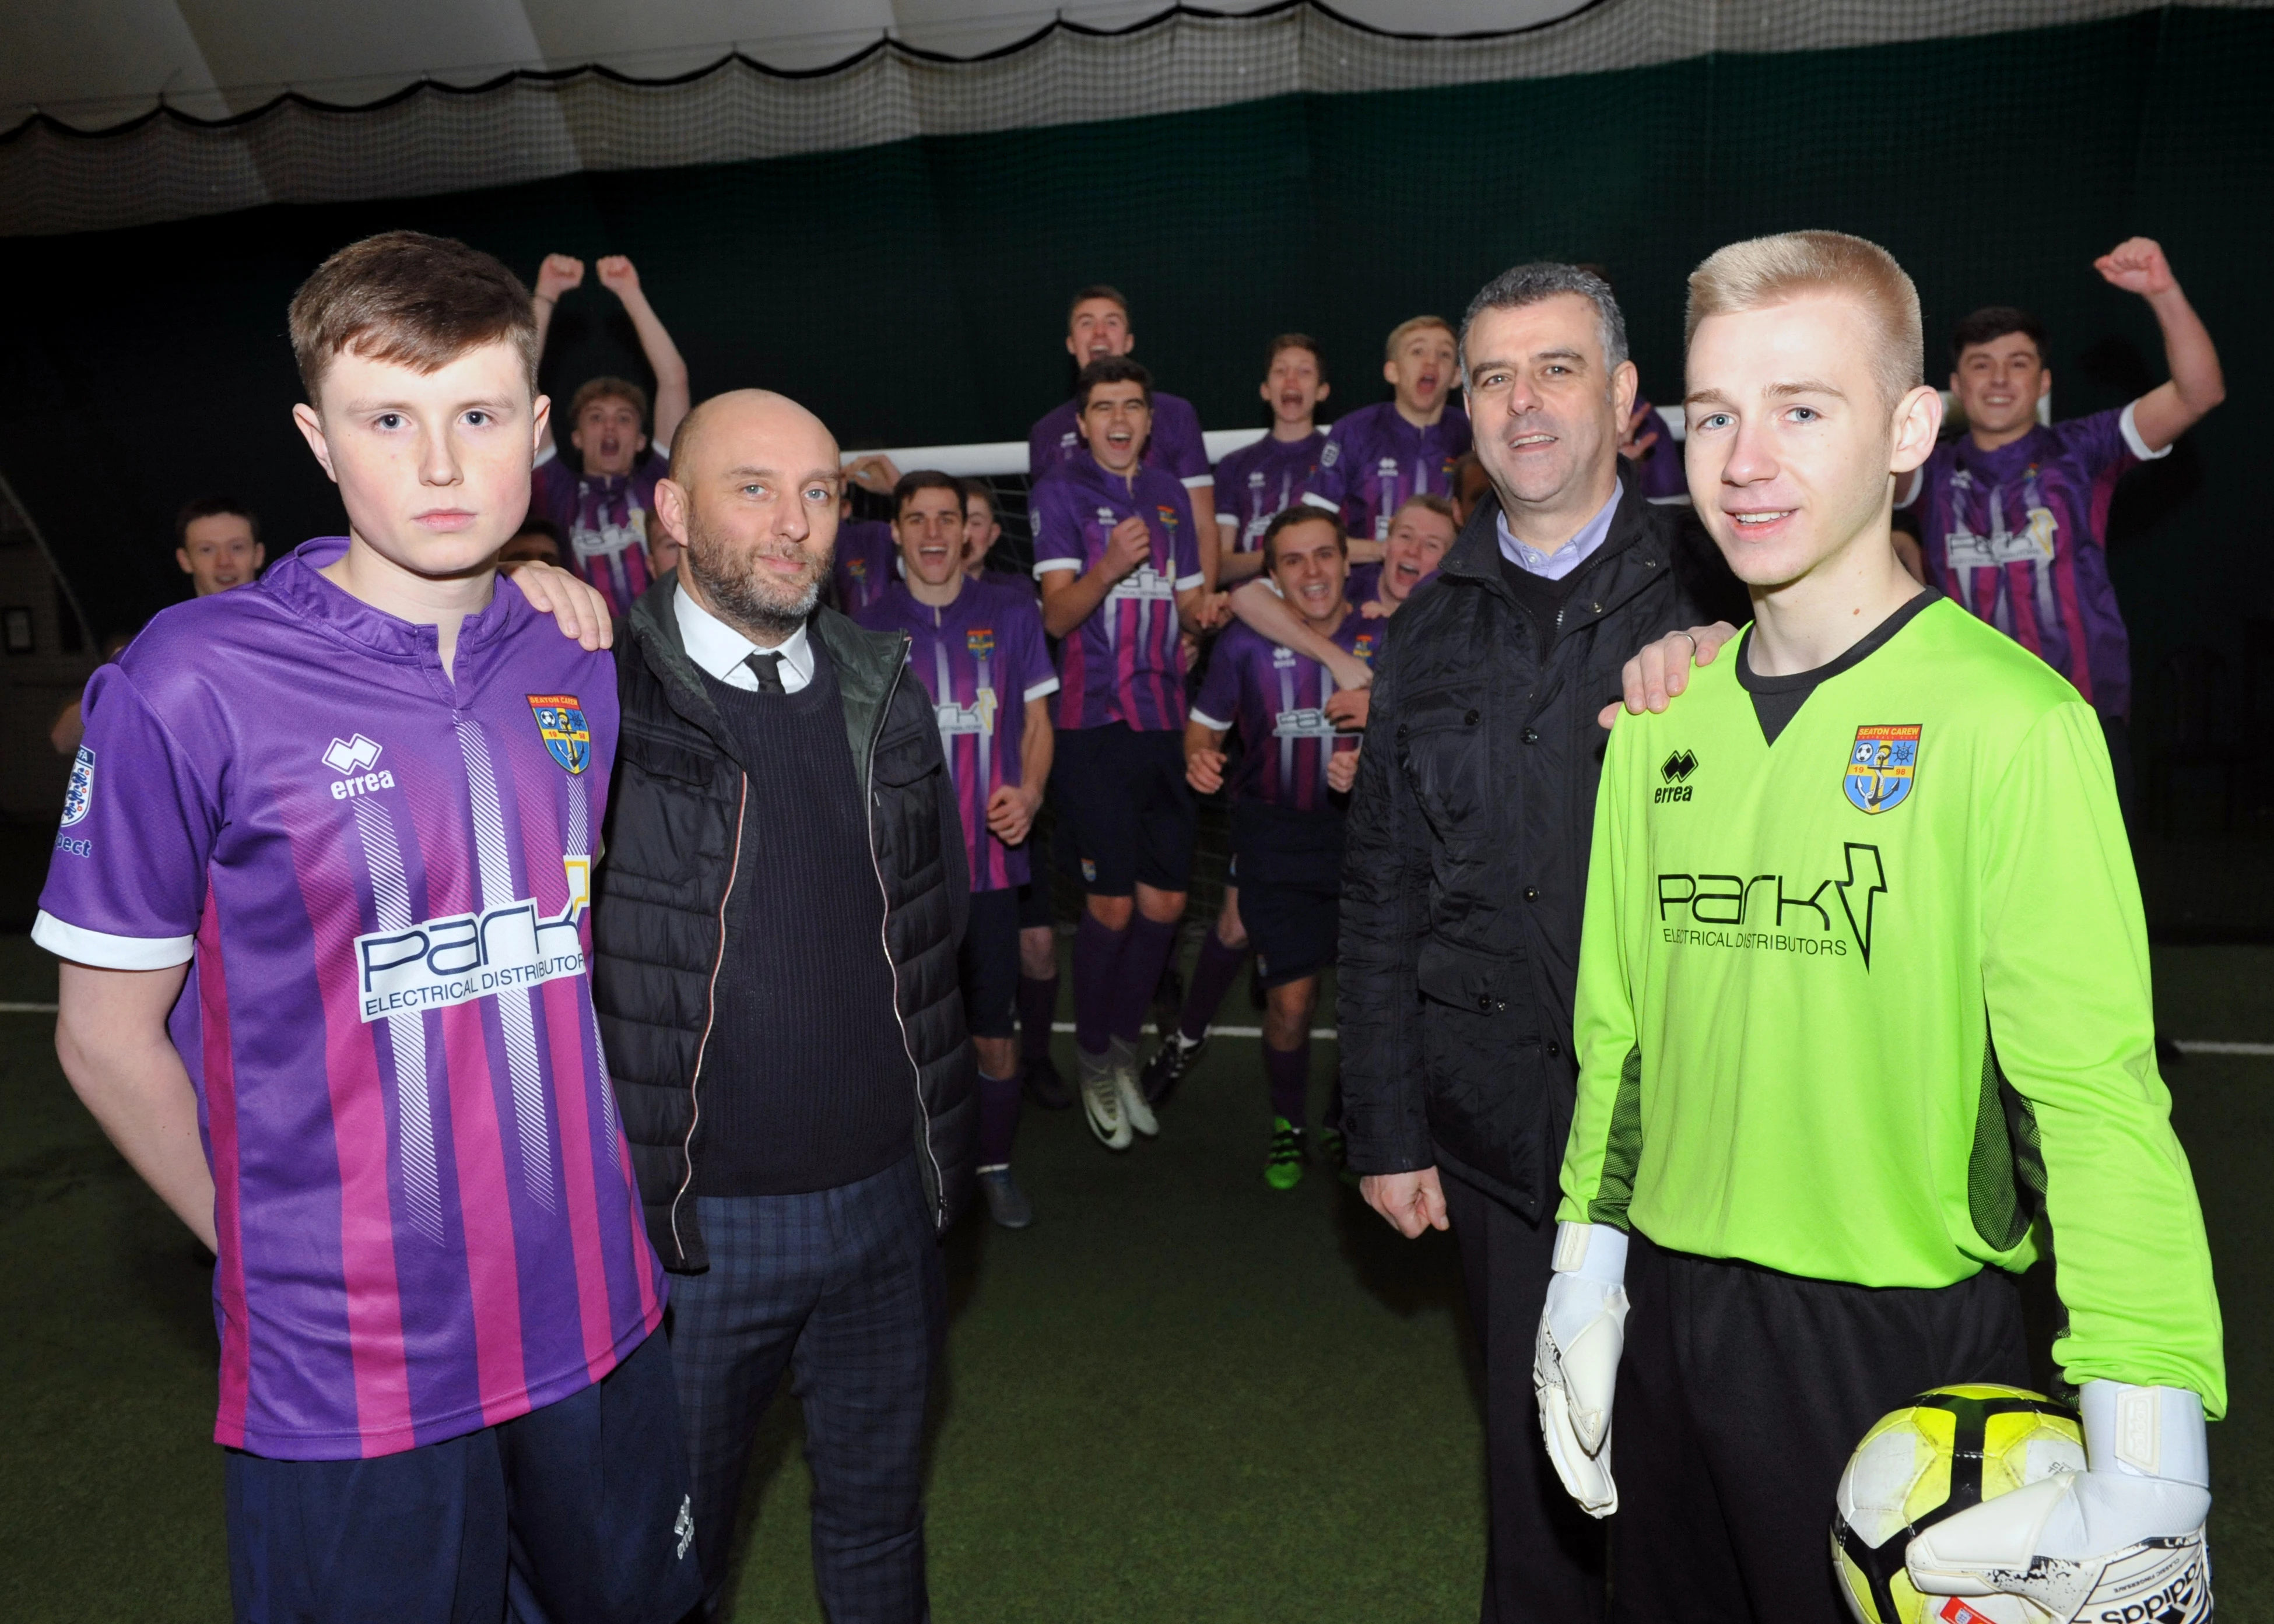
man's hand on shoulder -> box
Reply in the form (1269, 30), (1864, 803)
(1598, 621), (1738, 730)
(1361, 1167), (1449, 1239)
(505, 561), (615, 651)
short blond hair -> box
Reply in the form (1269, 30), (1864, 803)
(1385, 315), (1454, 361)
(1685, 231), (1922, 411)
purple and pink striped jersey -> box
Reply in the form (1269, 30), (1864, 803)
(857, 578), (1058, 892)
(1031, 454), (1204, 733)
(1190, 612), (1377, 811)
(1897, 402), (2165, 718)
(530, 450), (664, 621)
(832, 518), (900, 617)
(1304, 402), (1472, 543)
(1030, 391), (1211, 488)
(33, 537), (664, 1461)
(1212, 430), (1326, 556)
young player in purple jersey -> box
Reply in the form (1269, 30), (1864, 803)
(527, 252), (690, 621)
(1304, 316), (1472, 545)
(857, 472), (1058, 1228)
(1145, 495), (1449, 1110)
(1029, 285), (1217, 580)
(830, 451), (904, 614)
(1213, 334), (1333, 584)
(1034, 357), (1223, 1150)
(1180, 509), (1368, 1187)
(960, 474), (1075, 1108)
(1893, 238), (2224, 813)
(36, 231), (697, 1623)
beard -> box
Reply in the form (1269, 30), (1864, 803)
(681, 509), (831, 640)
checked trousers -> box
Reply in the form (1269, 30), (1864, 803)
(668, 1152), (945, 1622)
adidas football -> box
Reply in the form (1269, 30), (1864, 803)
(1831, 1384), (2086, 1624)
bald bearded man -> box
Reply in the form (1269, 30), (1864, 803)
(588, 391), (975, 1621)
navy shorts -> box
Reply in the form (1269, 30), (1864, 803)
(1233, 800), (1345, 989)
(1051, 723), (1196, 897)
(1016, 876), (1054, 932)
(225, 1329), (700, 1624)
(961, 887), (1022, 1038)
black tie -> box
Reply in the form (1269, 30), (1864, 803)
(744, 651), (787, 694)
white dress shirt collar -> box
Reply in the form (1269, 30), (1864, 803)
(673, 582), (816, 693)
(1497, 483), (1623, 582)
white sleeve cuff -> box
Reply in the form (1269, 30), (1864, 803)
(1551, 1221), (1630, 1285)
(2119, 399), (2175, 462)
(32, 911), (195, 970)
(1033, 560), (1079, 581)
(1300, 491), (1339, 512)
(534, 443), (559, 469)
(1023, 677), (1061, 702)
(2081, 1380), (2209, 1486)
(1893, 468), (1924, 510)
(1188, 706), (1233, 731)
(1175, 572), (1208, 590)
(1182, 474), (1212, 489)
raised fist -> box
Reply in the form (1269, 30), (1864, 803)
(596, 255), (641, 297)
(535, 254), (585, 301)
(2094, 237), (2175, 298)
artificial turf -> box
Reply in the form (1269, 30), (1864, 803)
(0, 933), (2266, 1621)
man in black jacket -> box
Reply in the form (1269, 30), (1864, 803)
(1339, 266), (1739, 1623)
(588, 389), (975, 1621)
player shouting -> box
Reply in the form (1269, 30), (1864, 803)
(857, 471), (1058, 1227)
(1212, 335), (1332, 584)
(1539, 230), (2223, 1621)
(1303, 316), (1471, 546)
(37, 231), (696, 1620)
(1034, 357), (1219, 1149)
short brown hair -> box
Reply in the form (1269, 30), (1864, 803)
(1385, 315), (1455, 361)
(893, 469), (966, 518)
(1076, 357), (1152, 410)
(1261, 504), (1345, 569)
(1266, 333), (1326, 381)
(174, 494), (258, 550)
(288, 230), (538, 405)
(1068, 284), (1130, 325)
(568, 375), (651, 431)
(1685, 231), (1922, 412)
(1390, 492), (1458, 530)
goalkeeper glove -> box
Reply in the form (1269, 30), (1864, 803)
(1532, 1220), (1629, 1518)
(1906, 1380), (2212, 1623)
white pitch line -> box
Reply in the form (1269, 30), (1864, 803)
(1050, 1023), (2274, 1055)
(2174, 1040), (2274, 1057)
(1051, 1021), (1335, 1040)
(0, 1001), (58, 1013)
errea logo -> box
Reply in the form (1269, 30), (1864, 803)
(1655, 750), (1698, 804)
(324, 733), (396, 799)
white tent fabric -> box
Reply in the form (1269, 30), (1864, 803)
(2, 0), (2264, 235)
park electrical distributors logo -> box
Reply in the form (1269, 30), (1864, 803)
(1657, 842), (1888, 966)
(353, 855), (592, 1021)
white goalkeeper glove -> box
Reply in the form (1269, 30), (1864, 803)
(1907, 1380), (2212, 1623)
(1532, 1220), (1629, 1518)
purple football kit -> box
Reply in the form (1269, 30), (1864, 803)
(1212, 430), (1326, 557)
(1030, 453), (1205, 734)
(1304, 402), (1471, 543)
(1897, 401), (2166, 716)
(831, 518), (900, 617)
(34, 537), (665, 1462)
(1191, 613), (1376, 814)
(529, 450), (664, 622)
(856, 578), (1058, 892)
(1029, 391), (1211, 489)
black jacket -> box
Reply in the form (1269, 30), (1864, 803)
(590, 577), (975, 1271)
(1338, 472), (1740, 1218)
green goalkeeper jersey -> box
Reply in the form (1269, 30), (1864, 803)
(1559, 592), (2224, 1414)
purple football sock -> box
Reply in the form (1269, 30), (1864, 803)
(976, 1070), (1021, 1168)
(1264, 1039), (1311, 1127)
(1071, 911), (1128, 1056)
(1016, 974), (1059, 1061)
(1111, 913), (1180, 1046)
(1180, 927), (1249, 1042)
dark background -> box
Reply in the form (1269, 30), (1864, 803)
(2, 9), (2268, 764)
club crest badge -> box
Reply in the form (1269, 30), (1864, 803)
(967, 627), (995, 659)
(1155, 505), (1180, 532)
(1845, 725), (1920, 814)
(1352, 633), (1377, 665)
(527, 694), (591, 775)
(845, 556), (869, 580)
(61, 745), (94, 827)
